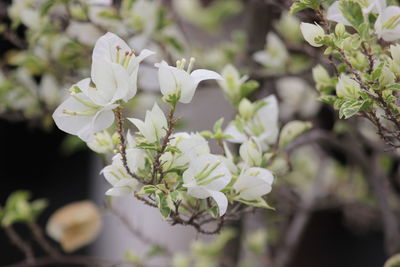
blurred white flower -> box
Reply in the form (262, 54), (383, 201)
(217, 64), (248, 103)
(233, 167), (274, 201)
(66, 22), (103, 46)
(156, 59), (222, 104)
(253, 33), (289, 71)
(239, 138), (262, 167)
(276, 77), (320, 119)
(183, 154), (232, 216)
(87, 130), (115, 153)
(225, 95), (279, 151)
(336, 74), (361, 99)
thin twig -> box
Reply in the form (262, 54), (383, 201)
(28, 222), (61, 258)
(4, 226), (35, 264)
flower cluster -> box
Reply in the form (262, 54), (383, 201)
(51, 32), (311, 229)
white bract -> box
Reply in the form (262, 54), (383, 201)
(156, 59), (222, 104)
(217, 64), (248, 102)
(225, 95), (279, 151)
(253, 33), (289, 70)
(52, 32), (154, 141)
(87, 131), (115, 154)
(375, 5), (400, 42)
(300, 22), (325, 47)
(233, 167), (274, 201)
(336, 74), (361, 99)
(183, 154), (232, 216)
(161, 132), (210, 170)
(128, 103), (168, 143)
(101, 148), (144, 196)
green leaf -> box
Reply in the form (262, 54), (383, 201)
(339, 1), (364, 29)
(208, 205), (219, 218)
(384, 253), (400, 267)
(339, 100), (365, 119)
(279, 121), (313, 148)
(155, 192), (172, 219)
(290, 2), (309, 14)
(236, 198), (274, 209)
(385, 84), (400, 91)
(240, 80), (259, 98)
(318, 95), (337, 105)
(213, 118), (225, 133)
(137, 185), (158, 195)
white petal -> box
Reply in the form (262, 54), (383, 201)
(91, 59), (117, 105)
(234, 168), (274, 200)
(128, 118), (148, 140)
(190, 69), (222, 84)
(157, 61), (178, 97)
(208, 190), (228, 216)
(105, 187), (131, 196)
(326, 1), (351, 25)
(92, 32), (130, 63)
(224, 123), (247, 144)
(101, 165), (120, 186)
(52, 96), (95, 138)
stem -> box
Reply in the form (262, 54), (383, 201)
(4, 226), (35, 264)
(151, 105), (176, 184)
(28, 222), (61, 258)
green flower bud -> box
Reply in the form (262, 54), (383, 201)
(335, 23), (346, 36)
(312, 64), (331, 91)
(238, 98), (254, 120)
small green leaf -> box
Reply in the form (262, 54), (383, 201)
(240, 80), (259, 98)
(213, 118), (225, 133)
(137, 185), (157, 195)
(235, 198), (274, 209)
(339, 100), (365, 119)
(339, 1), (364, 30)
(318, 95), (337, 104)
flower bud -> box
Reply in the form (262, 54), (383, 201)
(335, 22), (346, 36)
(238, 98), (254, 120)
(312, 64), (331, 91)
(87, 131), (114, 154)
(380, 66), (396, 87)
(336, 74), (361, 99)
(300, 22), (325, 47)
(239, 138), (262, 167)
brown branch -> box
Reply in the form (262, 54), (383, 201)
(4, 226), (35, 265)
(27, 222), (61, 259)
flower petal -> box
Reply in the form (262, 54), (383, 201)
(208, 190), (228, 216)
(326, 1), (351, 25)
(92, 32), (130, 63)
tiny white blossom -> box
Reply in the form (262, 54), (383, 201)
(300, 22), (325, 47)
(156, 59), (222, 104)
(128, 103), (168, 143)
(183, 154), (232, 216)
(217, 64), (248, 102)
(87, 131), (115, 154)
(233, 167), (274, 201)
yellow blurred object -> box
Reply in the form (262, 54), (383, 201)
(46, 201), (102, 252)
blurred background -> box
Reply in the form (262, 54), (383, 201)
(0, 0), (396, 266)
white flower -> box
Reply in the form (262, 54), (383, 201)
(233, 167), (274, 201)
(91, 32), (155, 104)
(253, 33), (289, 70)
(225, 95), (279, 151)
(217, 64), (248, 102)
(156, 59), (222, 104)
(161, 132), (210, 170)
(128, 103), (168, 143)
(327, 1), (351, 25)
(39, 74), (61, 109)
(375, 6), (400, 42)
(300, 22), (325, 47)
(53, 79), (118, 141)
(336, 74), (361, 99)
(239, 138), (262, 167)
(53, 32), (153, 141)
(101, 148), (144, 196)
(183, 154), (232, 216)
(87, 130), (115, 153)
